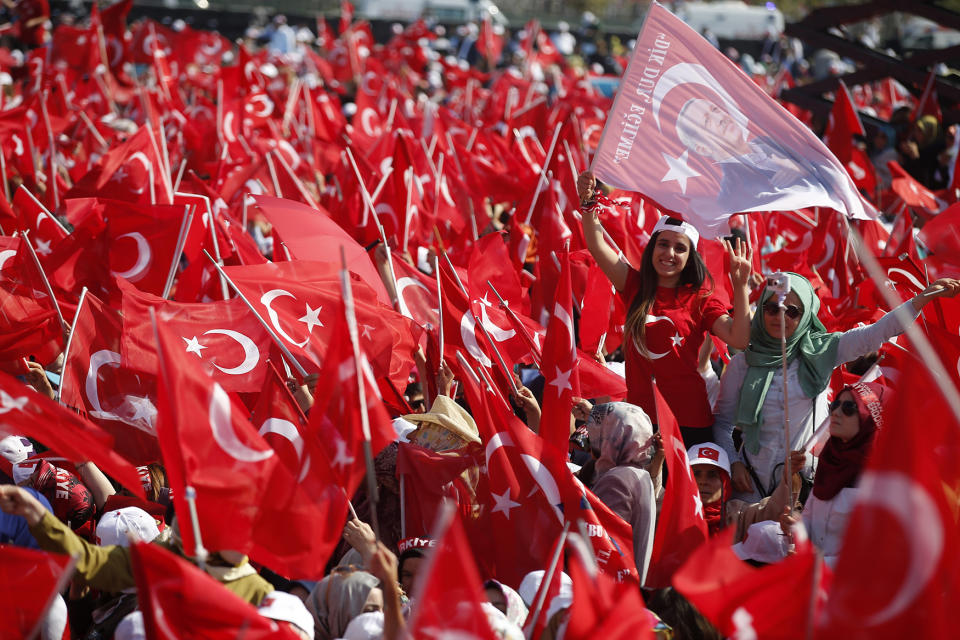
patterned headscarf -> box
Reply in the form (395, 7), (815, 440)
(586, 402), (656, 475)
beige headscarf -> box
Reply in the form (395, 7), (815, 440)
(306, 568), (380, 640)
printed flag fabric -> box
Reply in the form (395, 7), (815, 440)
(592, 3), (875, 238)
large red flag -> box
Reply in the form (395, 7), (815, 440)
(130, 541), (301, 639)
(408, 509), (500, 640)
(817, 353), (960, 638)
(0, 545), (73, 639)
(645, 381), (708, 587)
(592, 3), (874, 238)
(120, 279), (273, 393)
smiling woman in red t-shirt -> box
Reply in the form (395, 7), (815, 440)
(578, 171), (752, 446)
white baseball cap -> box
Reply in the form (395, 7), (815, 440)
(0, 435), (33, 464)
(731, 520), (789, 564)
(96, 507), (161, 547)
(686, 442), (731, 475)
(653, 215), (700, 248)
(258, 591), (315, 640)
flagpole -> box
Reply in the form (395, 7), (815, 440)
(55, 287), (88, 405)
(162, 205), (193, 300)
(150, 307), (209, 570)
(202, 250), (309, 378)
(21, 230), (67, 333)
(204, 203), (230, 301)
(340, 246), (381, 541)
(402, 167), (414, 255)
(523, 122), (563, 226)
(435, 257), (444, 362)
(487, 281), (542, 366)
(524, 522), (570, 640)
(39, 91), (59, 211)
(20, 186), (69, 235)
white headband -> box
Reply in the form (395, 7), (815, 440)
(652, 216), (700, 248)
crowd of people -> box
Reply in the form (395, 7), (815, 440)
(0, 0), (958, 638)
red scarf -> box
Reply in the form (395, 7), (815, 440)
(704, 470), (732, 536)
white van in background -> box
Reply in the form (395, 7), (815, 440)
(675, 1), (784, 40)
(357, 0), (508, 26)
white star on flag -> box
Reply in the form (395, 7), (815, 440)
(331, 436), (355, 470)
(660, 150), (700, 194)
(692, 491), (704, 519)
(182, 336), (207, 357)
(124, 395), (158, 425)
(298, 303), (323, 333)
(491, 488), (521, 519)
(111, 166), (129, 183)
(671, 333), (684, 347)
(0, 390), (28, 414)
(548, 366), (573, 396)
(35, 238), (52, 256)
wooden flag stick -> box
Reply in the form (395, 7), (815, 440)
(21, 230), (67, 333)
(340, 245), (381, 541)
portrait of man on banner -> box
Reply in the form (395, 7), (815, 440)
(591, 4), (875, 238)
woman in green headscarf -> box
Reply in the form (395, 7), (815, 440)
(713, 272), (960, 500)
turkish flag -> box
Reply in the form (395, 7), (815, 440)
(646, 381), (708, 588)
(67, 126), (173, 205)
(673, 528), (828, 639)
(0, 371), (145, 498)
(130, 541), (301, 639)
(592, 4), (875, 238)
(120, 279), (272, 393)
(0, 238), (63, 370)
(817, 353), (960, 638)
(0, 545), (73, 639)
(58, 290), (161, 465)
(155, 317), (341, 576)
(538, 250), (581, 455)
(389, 255), (439, 330)
(307, 295), (395, 496)
(457, 366), (637, 587)
(12, 186), (67, 259)
(408, 511), (500, 640)
(823, 81), (864, 166)
(917, 202), (960, 258)
(222, 260), (418, 389)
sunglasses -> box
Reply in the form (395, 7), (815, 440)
(762, 302), (802, 319)
(829, 399), (858, 416)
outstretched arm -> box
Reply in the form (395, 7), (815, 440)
(578, 171), (628, 292)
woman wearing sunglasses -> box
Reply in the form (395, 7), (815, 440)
(779, 381), (889, 567)
(713, 271), (960, 501)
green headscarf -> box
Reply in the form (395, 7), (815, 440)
(736, 273), (841, 455)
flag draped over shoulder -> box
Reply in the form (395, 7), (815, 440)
(592, 3), (875, 238)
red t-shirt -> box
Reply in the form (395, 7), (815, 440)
(620, 269), (728, 428)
